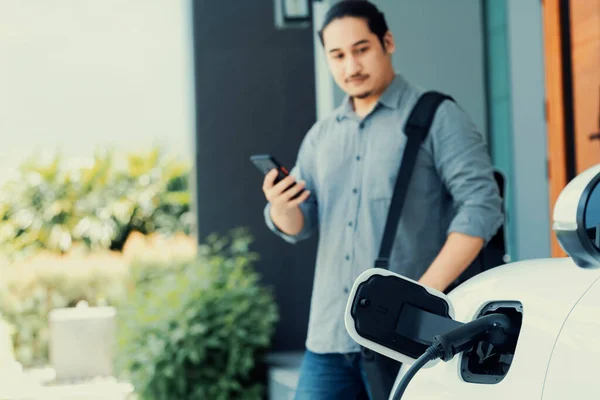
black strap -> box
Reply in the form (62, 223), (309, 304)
(375, 91), (454, 269)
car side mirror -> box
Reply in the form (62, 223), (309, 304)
(553, 164), (600, 269)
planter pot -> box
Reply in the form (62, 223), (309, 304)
(49, 303), (116, 381)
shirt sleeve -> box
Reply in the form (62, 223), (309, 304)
(263, 126), (319, 244)
(430, 100), (504, 244)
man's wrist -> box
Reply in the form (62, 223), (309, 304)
(269, 203), (286, 221)
(270, 203), (297, 220)
(269, 203), (304, 237)
(418, 275), (446, 293)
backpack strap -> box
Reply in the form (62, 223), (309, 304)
(375, 91), (454, 268)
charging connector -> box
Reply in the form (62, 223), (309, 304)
(433, 313), (512, 362)
(391, 313), (513, 399)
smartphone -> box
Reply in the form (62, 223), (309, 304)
(249, 154), (305, 200)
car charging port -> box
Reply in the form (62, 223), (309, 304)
(460, 301), (523, 384)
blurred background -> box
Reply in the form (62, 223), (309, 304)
(0, 0), (598, 399)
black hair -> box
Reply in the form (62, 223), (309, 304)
(318, 1), (389, 48)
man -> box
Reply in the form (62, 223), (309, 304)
(262, 1), (503, 398)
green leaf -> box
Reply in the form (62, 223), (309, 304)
(162, 191), (191, 206)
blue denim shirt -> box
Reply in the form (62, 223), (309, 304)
(264, 74), (503, 354)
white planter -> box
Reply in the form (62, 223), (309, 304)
(48, 303), (116, 381)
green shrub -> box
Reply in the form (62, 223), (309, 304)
(116, 228), (279, 400)
(0, 147), (193, 261)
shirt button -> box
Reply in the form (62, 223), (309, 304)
(345, 255), (350, 260)
(352, 188), (358, 194)
(344, 287), (349, 294)
(348, 221), (353, 227)
(356, 155), (361, 161)
(359, 122), (365, 129)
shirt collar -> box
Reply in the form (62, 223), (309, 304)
(335, 73), (407, 122)
(378, 73), (406, 110)
(335, 96), (355, 122)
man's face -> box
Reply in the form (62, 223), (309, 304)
(322, 17), (395, 100)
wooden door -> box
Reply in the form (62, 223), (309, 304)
(543, 0), (600, 257)
(570, 0), (600, 173)
(543, 0), (568, 258)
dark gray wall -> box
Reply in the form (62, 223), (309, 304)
(191, 1), (318, 351)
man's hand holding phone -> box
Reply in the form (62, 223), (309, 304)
(262, 169), (311, 214)
(250, 154), (310, 236)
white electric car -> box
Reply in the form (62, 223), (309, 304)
(346, 164), (600, 400)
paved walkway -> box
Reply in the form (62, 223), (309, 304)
(1, 366), (134, 400)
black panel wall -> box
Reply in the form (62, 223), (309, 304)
(191, 1), (318, 351)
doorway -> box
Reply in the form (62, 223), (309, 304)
(543, 0), (600, 257)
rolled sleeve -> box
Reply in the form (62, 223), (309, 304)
(264, 198), (317, 244)
(431, 101), (504, 244)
